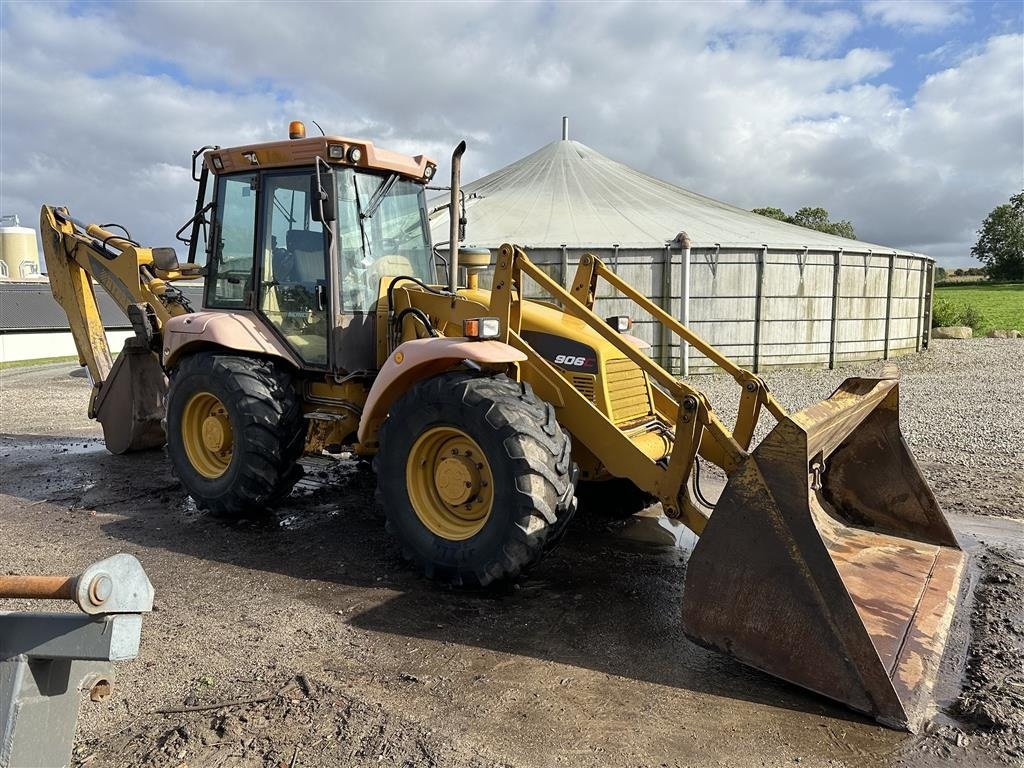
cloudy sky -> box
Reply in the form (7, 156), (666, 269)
(2, 0), (1021, 268)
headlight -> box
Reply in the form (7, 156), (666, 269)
(328, 144), (346, 159)
(210, 154), (224, 170)
(424, 165), (436, 180)
(606, 315), (633, 333)
(348, 146), (363, 163)
(463, 317), (501, 340)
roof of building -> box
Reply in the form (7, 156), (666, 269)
(430, 138), (926, 257)
(0, 281), (205, 332)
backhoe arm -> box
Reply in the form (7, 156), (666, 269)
(40, 206), (199, 385)
(39, 205), (200, 453)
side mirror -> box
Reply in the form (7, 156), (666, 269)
(310, 171), (336, 223)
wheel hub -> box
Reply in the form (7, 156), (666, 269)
(201, 413), (232, 453)
(435, 455), (480, 505)
(407, 426), (494, 540)
(181, 392), (234, 480)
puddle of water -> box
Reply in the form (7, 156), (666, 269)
(277, 507), (340, 531)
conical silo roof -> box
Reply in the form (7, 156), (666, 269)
(431, 137), (923, 256)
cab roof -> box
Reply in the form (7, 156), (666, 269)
(204, 136), (436, 182)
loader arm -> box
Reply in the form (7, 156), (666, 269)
(486, 244), (777, 526)
(40, 205), (201, 452)
(476, 244), (964, 731)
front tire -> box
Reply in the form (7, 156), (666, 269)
(375, 372), (577, 587)
(166, 353), (306, 516)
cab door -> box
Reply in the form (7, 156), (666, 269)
(256, 171), (329, 367)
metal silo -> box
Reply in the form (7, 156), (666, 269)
(0, 215), (42, 280)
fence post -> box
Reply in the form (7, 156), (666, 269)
(923, 261), (935, 349)
(883, 253), (895, 360)
(752, 246), (767, 373)
(829, 248), (843, 369)
(658, 244), (673, 370)
(681, 237), (692, 377)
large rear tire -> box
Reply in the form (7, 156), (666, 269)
(375, 372), (577, 587)
(166, 353), (306, 516)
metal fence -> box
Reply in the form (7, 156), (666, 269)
(458, 244), (934, 375)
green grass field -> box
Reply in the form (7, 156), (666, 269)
(934, 282), (1024, 334)
(0, 355), (81, 371)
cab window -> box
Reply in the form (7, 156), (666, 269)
(257, 172), (328, 366)
(206, 175), (257, 308)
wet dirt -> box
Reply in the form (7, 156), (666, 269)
(1, 354), (1022, 768)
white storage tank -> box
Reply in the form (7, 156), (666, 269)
(431, 126), (935, 374)
(0, 215), (42, 280)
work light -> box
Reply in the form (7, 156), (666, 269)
(463, 317), (501, 340)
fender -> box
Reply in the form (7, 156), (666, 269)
(162, 311), (301, 369)
(356, 337), (527, 447)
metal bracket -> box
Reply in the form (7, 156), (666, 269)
(0, 555), (153, 768)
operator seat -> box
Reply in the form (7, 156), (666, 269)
(286, 229), (325, 281)
(268, 229), (327, 364)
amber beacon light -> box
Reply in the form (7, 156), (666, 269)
(288, 121), (306, 140)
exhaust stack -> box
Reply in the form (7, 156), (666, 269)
(448, 141), (467, 293)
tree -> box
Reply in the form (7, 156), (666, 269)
(751, 205), (857, 239)
(971, 192), (1024, 281)
(750, 206), (788, 222)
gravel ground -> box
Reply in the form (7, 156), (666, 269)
(0, 338), (1022, 768)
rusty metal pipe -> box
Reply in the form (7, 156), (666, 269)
(0, 575), (76, 601)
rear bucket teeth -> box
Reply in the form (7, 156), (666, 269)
(681, 377), (965, 731)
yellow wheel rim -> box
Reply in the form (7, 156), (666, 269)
(182, 392), (234, 479)
(406, 426), (494, 541)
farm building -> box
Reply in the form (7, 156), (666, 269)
(430, 123), (936, 373)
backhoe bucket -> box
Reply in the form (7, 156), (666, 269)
(681, 376), (964, 731)
(93, 339), (167, 454)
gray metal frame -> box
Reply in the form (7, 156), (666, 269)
(0, 555), (153, 768)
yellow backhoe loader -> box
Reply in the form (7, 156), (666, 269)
(40, 122), (964, 731)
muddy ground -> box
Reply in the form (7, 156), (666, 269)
(1, 338), (1022, 768)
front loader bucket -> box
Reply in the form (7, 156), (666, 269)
(93, 338), (168, 454)
(681, 377), (964, 731)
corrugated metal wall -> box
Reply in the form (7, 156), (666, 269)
(458, 245), (933, 374)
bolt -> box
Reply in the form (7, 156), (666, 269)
(88, 574), (113, 606)
(682, 396), (698, 411)
(745, 381), (757, 392)
(89, 679), (112, 702)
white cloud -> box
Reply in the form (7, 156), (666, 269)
(862, 0), (970, 32)
(0, 1), (1020, 270)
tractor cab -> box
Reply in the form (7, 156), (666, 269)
(194, 123), (439, 372)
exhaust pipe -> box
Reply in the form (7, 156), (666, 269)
(449, 140), (467, 293)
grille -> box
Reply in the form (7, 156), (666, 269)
(605, 358), (653, 426)
(570, 373), (596, 402)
